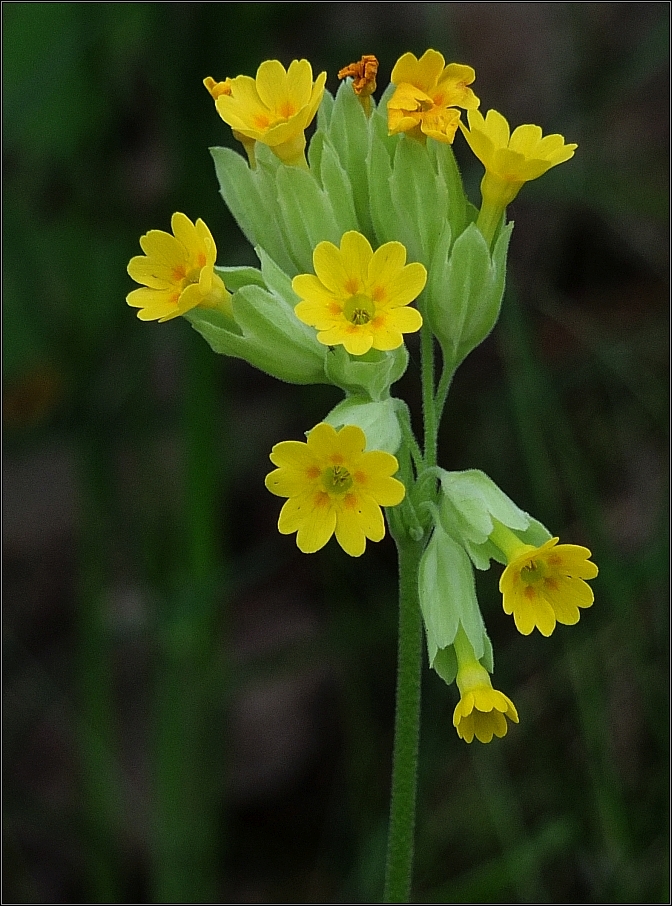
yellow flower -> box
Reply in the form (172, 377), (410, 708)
(387, 49), (479, 144)
(265, 423), (405, 557)
(499, 537), (598, 637)
(207, 59), (327, 168)
(453, 656), (519, 744)
(460, 108), (578, 209)
(127, 213), (231, 323)
(292, 231), (425, 356)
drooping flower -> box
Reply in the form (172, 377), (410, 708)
(206, 59), (327, 168)
(499, 536), (598, 637)
(265, 422), (405, 557)
(452, 628), (518, 743)
(127, 213), (231, 322)
(460, 108), (578, 211)
(292, 231), (425, 356)
(338, 54), (378, 115)
(387, 49), (479, 144)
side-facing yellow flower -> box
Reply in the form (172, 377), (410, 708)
(292, 231), (425, 356)
(452, 628), (519, 744)
(206, 59), (326, 168)
(499, 537), (598, 637)
(460, 108), (577, 243)
(127, 213), (231, 322)
(265, 423), (405, 557)
(387, 49), (479, 144)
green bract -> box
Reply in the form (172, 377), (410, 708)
(419, 520), (493, 686)
(437, 469), (552, 569)
(185, 254), (326, 385)
(324, 396), (402, 454)
(427, 222), (513, 368)
(324, 344), (409, 401)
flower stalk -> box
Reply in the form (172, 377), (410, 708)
(383, 532), (424, 904)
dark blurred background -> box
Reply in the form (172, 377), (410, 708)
(3, 3), (668, 903)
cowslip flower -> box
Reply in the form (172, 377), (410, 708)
(127, 213), (231, 322)
(452, 628), (518, 743)
(338, 54), (378, 115)
(460, 108), (577, 242)
(292, 231), (425, 356)
(265, 423), (405, 557)
(387, 49), (479, 144)
(499, 537), (598, 637)
(205, 59), (326, 168)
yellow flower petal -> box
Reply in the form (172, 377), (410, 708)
(367, 241), (407, 288)
(334, 508), (367, 556)
(139, 230), (188, 269)
(291, 273), (337, 308)
(295, 496), (337, 553)
(126, 286), (177, 310)
(391, 49), (446, 94)
(340, 231), (374, 285)
(306, 421), (343, 457)
(338, 327), (376, 356)
(127, 256), (175, 288)
(313, 241), (354, 295)
(376, 262), (427, 308)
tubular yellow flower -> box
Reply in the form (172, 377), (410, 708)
(292, 231), (425, 356)
(207, 59), (327, 168)
(387, 49), (479, 144)
(265, 423), (405, 557)
(127, 213), (231, 323)
(452, 628), (518, 744)
(499, 537), (598, 637)
(460, 108), (578, 242)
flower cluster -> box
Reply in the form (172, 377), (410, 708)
(126, 49), (591, 745)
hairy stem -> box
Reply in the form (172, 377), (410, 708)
(383, 533), (424, 903)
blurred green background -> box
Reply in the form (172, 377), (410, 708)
(3, 3), (668, 903)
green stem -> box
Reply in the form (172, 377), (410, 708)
(396, 400), (424, 474)
(421, 324), (437, 467)
(383, 534), (424, 903)
(434, 363), (456, 433)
